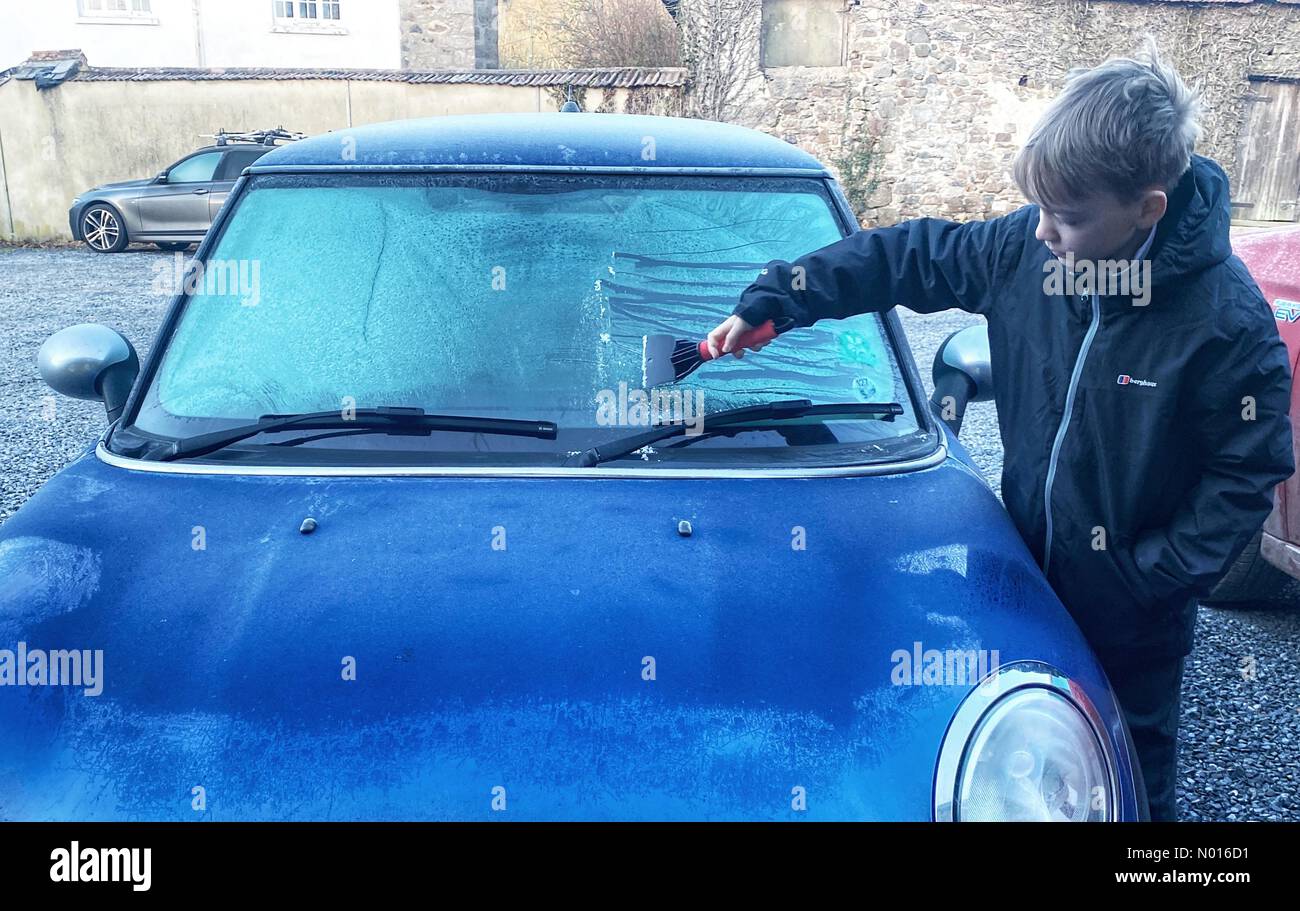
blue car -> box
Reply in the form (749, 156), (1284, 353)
(2, 112), (1143, 821)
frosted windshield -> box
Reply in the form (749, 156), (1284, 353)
(134, 173), (921, 464)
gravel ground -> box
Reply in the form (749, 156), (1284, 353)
(0, 245), (175, 522)
(1, 242), (1297, 820)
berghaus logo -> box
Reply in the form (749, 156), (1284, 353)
(1117, 374), (1158, 387)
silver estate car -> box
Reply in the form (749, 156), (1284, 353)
(69, 128), (302, 253)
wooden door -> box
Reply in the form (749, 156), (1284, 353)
(1234, 78), (1300, 223)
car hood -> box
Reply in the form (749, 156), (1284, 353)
(81, 178), (156, 195)
(0, 448), (1120, 820)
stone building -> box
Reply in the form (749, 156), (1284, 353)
(678, 0), (1300, 225)
(400, 0), (499, 68)
(399, 1), (1300, 225)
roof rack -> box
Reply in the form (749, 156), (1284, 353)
(201, 126), (306, 147)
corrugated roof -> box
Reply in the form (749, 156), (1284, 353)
(21, 64), (686, 87)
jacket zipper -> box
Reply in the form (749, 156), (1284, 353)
(1042, 290), (1100, 578)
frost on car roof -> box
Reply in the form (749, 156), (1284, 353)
(252, 112), (830, 174)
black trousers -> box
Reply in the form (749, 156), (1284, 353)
(1101, 652), (1187, 822)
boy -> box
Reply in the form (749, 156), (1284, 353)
(707, 37), (1295, 821)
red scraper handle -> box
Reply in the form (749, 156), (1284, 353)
(697, 319), (779, 362)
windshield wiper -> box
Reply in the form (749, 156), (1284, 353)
(565, 398), (903, 467)
(159, 406), (557, 462)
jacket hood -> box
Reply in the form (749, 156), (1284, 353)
(1148, 152), (1234, 287)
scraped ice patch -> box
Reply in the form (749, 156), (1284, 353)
(837, 330), (877, 365)
(0, 537), (102, 631)
(924, 612), (972, 633)
(853, 376), (879, 401)
(55, 471), (115, 505)
(895, 544), (969, 578)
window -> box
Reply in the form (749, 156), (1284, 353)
(78, 0), (156, 22)
(275, 1), (341, 19)
(761, 0), (845, 68)
(272, 0), (344, 30)
(82, 0), (152, 12)
(166, 152), (223, 184)
(132, 173), (921, 469)
(216, 148), (272, 181)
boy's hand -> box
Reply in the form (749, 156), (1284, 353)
(706, 315), (772, 360)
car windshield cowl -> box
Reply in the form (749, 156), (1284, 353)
(567, 399), (904, 467)
(156, 407), (558, 462)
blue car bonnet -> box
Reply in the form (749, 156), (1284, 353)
(0, 445), (1124, 821)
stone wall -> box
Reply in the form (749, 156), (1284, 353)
(400, 0), (478, 68)
(683, 0), (1300, 226)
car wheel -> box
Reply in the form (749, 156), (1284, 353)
(81, 204), (128, 253)
(1203, 528), (1292, 608)
(154, 242), (193, 252)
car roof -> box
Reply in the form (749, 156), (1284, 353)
(184, 144), (274, 158)
(1232, 223), (1300, 253)
(248, 112), (830, 176)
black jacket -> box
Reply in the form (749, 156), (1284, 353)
(733, 154), (1295, 660)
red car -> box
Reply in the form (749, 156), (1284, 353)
(1208, 225), (1300, 605)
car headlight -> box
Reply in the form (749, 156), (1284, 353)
(934, 661), (1119, 822)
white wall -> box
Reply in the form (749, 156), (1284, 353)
(199, 0), (401, 68)
(0, 74), (678, 240)
(0, 0), (401, 71)
(0, 0), (199, 69)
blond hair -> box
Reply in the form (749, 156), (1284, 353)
(1013, 35), (1203, 207)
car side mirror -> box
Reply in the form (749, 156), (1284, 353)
(155, 171), (168, 183)
(38, 324), (139, 423)
(930, 324), (993, 436)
